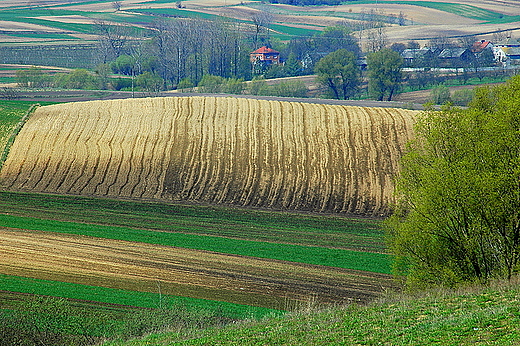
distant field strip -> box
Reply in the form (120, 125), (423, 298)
(354, 1), (508, 22)
(0, 229), (396, 309)
(0, 97), (416, 215)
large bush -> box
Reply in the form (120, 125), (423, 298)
(386, 76), (520, 289)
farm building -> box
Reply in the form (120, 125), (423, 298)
(437, 48), (475, 67)
(401, 48), (436, 67)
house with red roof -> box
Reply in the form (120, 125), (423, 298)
(250, 46), (281, 65)
(472, 40), (493, 53)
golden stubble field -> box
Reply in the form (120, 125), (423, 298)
(0, 228), (396, 309)
(0, 97), (417, 216)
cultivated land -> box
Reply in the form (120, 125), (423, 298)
(0, 97), (405, 318)
(0, 97), (417, 215)
(0, 188), (394, 311)
(0, 0), (519, 45)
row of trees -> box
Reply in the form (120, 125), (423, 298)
(314, 48), (404, 101)
(94, 17), (361, 89)
(14, 66), (310, 98)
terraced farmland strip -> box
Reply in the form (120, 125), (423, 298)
(0, 275), (277, 319)
(0, 229), (396, 309)
(0, 97), (417, 216)
(0, 214), (390, 274)
(0, 191), (385, 252)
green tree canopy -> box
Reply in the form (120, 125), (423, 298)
(314, 49), (360, 100)
(386, 76), (520, 289)
(367, 48), (403, 101)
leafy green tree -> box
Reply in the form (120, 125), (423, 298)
(248, 76), (270, 96)
(314, 49), (360, 100)
(429, 84), (451, 104)
(177, 77), (194, 92)
(367, 48), (403, 101)
(451, 88), (474, 106)
(53, 69), (100, 90)
(386, 76), (520, 289)
(283, 53), (302, 77)
(111, 54), (136, 75)
(135, 72), (163, 94)
(15, 66), (52, 88)
(271, 80), (308, 98)
(222, 78), (245, 95)
(197, 74), (225, 93)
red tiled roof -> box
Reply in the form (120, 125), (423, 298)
(472, 40), (491, 52)
(251, 46), (279, 54)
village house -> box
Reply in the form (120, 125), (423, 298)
(249, 46), (281, 65)
(493, 37), (520, 66)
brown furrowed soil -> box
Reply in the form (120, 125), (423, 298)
(0, 96), (417, 216)
(0, 228), (396, 309)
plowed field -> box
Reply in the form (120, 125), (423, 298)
(0, 228), (395, 309)
(0, 96), (417, 216)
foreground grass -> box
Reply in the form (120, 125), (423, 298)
(105, 282), (520, 346)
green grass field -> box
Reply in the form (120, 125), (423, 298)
(0, 101), (54, 151)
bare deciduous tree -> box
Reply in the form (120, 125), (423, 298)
(251, 10), (273, 48)
(94, 20), (131, 63)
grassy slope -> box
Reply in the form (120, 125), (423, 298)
(105, 283), (520, 346)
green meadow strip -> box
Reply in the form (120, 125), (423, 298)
(0, 103), (39, 169)
(0, 274), (280, 319)
(0, 214), (390, 274)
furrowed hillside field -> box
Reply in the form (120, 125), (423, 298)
(0, 97), (417, 216)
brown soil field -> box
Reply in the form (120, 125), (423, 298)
(0, 96), (417, 216)
(0, 228), (396, 309)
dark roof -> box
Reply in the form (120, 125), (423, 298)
(401, 48), (433, 59)
(438, 48), (470, 59)
(495, 38), (520, 47)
